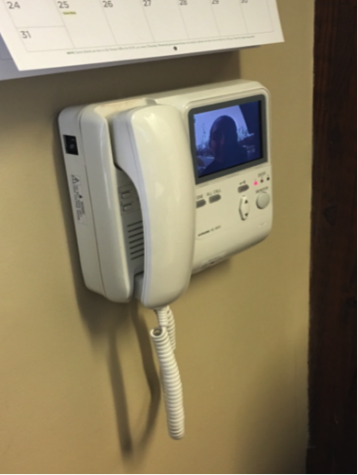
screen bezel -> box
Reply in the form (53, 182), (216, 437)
(188, 94), (268, 184)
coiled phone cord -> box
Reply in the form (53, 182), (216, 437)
(150, 306), (184, 439)
(156, 306), (176, 350)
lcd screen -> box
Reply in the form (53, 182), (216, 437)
(189, 98), (265, 182)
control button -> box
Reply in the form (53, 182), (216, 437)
(256, 192), (271, 209)
(123, 203), (133, 212)
(238, 184), (249, 193)
(121, 191), (132, 200)
(209, 194), (221, 203)
(64, 135), (78, 155)
(196, 199), (206, 208)
(239, 196), (250, 220)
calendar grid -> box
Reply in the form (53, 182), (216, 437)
(49, 0), (75, 48)
(138, 0), (156, 44)
(210, 1), (222, 37)
(0, 0), (283, 72)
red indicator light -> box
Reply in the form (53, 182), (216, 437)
(254, 181), (258, 186)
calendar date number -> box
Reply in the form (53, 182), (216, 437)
(7, 1), (20, 8)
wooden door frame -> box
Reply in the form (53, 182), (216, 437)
(307, 1), (357, 473)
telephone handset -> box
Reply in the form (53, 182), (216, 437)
(111, 105), (195, 308)
(59, 80), (272, 439)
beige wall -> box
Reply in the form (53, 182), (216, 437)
(0, 2), (313, 473)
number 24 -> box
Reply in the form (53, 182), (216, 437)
(7, 2), (20, 8)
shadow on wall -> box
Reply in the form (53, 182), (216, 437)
(51, 110), (162, 462)
(107, 301), (162, 458)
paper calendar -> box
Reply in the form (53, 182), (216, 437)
(0, 0), (283, 79)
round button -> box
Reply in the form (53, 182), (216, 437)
(256, 192), (270, 209)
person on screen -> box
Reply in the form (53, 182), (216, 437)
(204, 115), (248, 175)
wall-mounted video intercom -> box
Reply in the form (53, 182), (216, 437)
(59, 80), (272, 439)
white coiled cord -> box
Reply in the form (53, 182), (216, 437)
(155, 306), (176, 351)
(150, 306), (184, 439)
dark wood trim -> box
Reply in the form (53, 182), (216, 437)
(307, 0), (357, 473)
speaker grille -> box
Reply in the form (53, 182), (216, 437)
(127, 221), (144, 260)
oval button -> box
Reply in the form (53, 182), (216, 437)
(256, 192), (270, 209)
(239, 196), (250, 220)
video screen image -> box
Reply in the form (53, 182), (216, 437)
(191, 100), (263, 178)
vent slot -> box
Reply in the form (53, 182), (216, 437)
(127, 220), (144, 261)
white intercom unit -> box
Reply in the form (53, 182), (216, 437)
(59, 80), (272, 439)
(59, 80), (272, 306)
